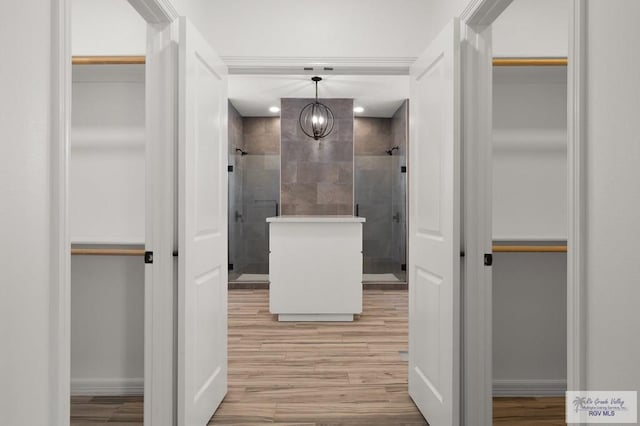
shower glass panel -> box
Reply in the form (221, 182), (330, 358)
(354, 155), (406, 282)
(228, 154), (280, 282)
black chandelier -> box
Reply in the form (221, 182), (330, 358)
(299, 76), (335, 140)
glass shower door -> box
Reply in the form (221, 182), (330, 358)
(229, 154), (280, 282)
(355, 155), (406, 283)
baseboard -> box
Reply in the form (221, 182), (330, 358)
(363, 282), (408, 290)
(228, 281), (269, 289)
(71, 377), (144, 396)
(493, 379), (567, 397)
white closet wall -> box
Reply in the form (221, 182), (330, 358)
(493, 67), (567, 240)
(491, 0), (568, 396)
(492, 0), (568, 58)
(70, 64), (145, 395)
(72, 0), (145, 56)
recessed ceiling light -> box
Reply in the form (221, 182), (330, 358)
(269, 106), (280, 113)
(354, 106), (364, 113)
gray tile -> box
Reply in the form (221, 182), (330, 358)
(323, 98), (354, 119)
(293, 203), (339, 215)
(317, 183), (353, 204)
(281, 161), (297, 184)
(280, 98), (354, 215)
(337, 204), (354, 215)
(316, 139), (353, 163)
(297, 162), (339, 183)
(280, 203), (296, 215)
(281, 98), (311, 119)
(337, 161), (353, 184)
(281, 183), (317, 205)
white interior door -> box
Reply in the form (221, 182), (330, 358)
(408, 18), (461, 426)
(177, 16), (229, 425)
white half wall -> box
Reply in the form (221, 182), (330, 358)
(581, 0), (640, 392)
(0, 1), (55, 424)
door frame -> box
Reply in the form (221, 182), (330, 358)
(458, 2), (513, 424)
(458, 0), (586, 424)
(50, 0), (587, 424)
(50, 0), (179, 425)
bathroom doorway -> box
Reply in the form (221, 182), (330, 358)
(227, 75), (409, 287)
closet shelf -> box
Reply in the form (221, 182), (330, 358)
(492, 245), (567, 253)
(72, 56), (146, 65)
(71, 248), (145, 256)
(493, 57), (567, 67)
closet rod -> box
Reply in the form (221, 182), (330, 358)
(71, 248), (145, 256)
(493, 57), (567, 67)
(492, 245), (567, 253)
(72, 56), (146, 65)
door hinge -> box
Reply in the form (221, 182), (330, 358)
(144, 251), (154, 264)
(401, 166), (407, 173)
(484, 253), (493, 266)
(228, 165), (233, 172)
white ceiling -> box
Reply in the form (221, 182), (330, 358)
(229, 74), (409, 118)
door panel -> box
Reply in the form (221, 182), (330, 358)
(177, 16), (228, 426)
(408, 18), (461, 426)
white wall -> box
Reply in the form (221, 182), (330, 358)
(70, 64), (145, 394)
(582, 0), (640, 392)
(0, 1), (55, 424)
(71, 256), (144, 394)
(493, 0), (569, 57)
(72, 0), (146, 55)
(71, 65), (145, 244)
(493, 252), (567, 394)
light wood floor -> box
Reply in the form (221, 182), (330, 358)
(493, 396), (565, 425)
(71, 289), (565, 425)
(212, 289), (424, 425)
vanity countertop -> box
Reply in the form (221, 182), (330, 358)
(266, 215), (365, 223)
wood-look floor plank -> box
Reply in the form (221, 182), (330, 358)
(493, 396), (565, 425)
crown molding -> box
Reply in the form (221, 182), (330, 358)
(222, 56), (416, 75)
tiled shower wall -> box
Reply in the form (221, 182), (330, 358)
(280, 98), (354, 215)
